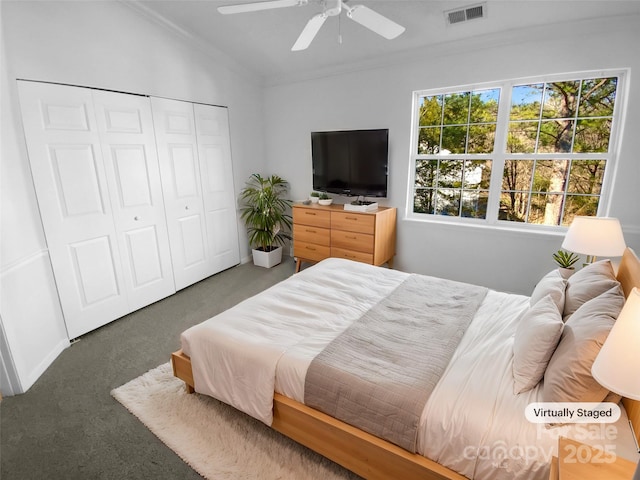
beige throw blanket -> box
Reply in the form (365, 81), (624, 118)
(304, 274), (488, 452)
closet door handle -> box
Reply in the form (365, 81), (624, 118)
(134, 216), (140, 221)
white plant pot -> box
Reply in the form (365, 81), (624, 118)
(252, 246), (283, 268)
(318, 199), (333, 206)
(558, 267), (575, 279)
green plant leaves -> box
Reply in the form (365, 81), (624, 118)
(239, 174), (293, 251)
(552, 249), (580, 268)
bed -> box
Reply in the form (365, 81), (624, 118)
(171, 247), (640, 480)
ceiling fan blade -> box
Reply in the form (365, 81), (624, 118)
(218, 0), (305, 15)
(291, 13), (327, 51)
(347, 5), (405, 40)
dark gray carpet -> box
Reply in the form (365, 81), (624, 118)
(1, 258), (296, 480)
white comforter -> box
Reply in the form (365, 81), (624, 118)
(180, 258), (637, 480)
(181, 258), (407, 423)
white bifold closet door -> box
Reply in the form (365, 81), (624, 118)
(151, 98), (239, 290)
(92, 90), (175, 309)
(193, 103), (241, 276)
(18, 81), (175, 338)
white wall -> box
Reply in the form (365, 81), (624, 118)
(264, 15), (640, 294)
(0, 1), (266, 394)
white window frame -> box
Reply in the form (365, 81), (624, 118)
(406, 69), (629, 232)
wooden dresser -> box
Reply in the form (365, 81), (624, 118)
(292, 203), (396, 272)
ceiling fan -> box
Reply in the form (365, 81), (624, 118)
(217, 0), (406, 51)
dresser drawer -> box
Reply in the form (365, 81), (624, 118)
(331, 230), (374, 253)
(331, 211), (375, 234)
(294, 224), (330, 246)
(331, 247), (373, 264)
(294, 241), (330, 262)
(293, 207), (331, 228)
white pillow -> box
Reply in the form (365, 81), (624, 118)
(543, 285), (625, 403)
(563, 260), (620, 319)
(513, 294), (564, 394)
(530, 269), (566, 313)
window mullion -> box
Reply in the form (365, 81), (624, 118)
(407, 92), (421, 217)
(485, 84), (511, 223)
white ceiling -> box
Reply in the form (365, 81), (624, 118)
(131, 0), (640, 84)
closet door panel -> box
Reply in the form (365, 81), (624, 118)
(124, 226), (164, 286)
(170, 145), (199, 198)
(151, 97), (212, 290)
(178, 215), (207, 265)
(17, 81), (129, 338)
(93, 91), (175, 309)
(208, 209), (237, 258)
(194, 104), (240, 273)
(50, 145), (105, 217)
(70, 237), (121, 305)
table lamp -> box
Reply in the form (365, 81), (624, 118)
(592, 287), (640, 479)
(562, 216), (626, 264)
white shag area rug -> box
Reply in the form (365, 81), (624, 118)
(111, 363), (360, 480)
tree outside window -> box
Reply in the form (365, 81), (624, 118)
(502, 77), (616, 226)
(411, 73), (621, 227)
(415, 88), (498, 219)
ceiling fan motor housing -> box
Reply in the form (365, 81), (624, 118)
(325, 0), (342, 16)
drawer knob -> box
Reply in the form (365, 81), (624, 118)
(306, 229), (316, 233)
(346, 216), (358, 221)
(306, 246), (316, 251)
(346, 235), (357, 240)
(306, 212), (317, 216)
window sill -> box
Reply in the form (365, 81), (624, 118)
(402, 213), (567, 238)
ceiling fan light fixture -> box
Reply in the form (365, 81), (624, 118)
(324, 0), (342, 17)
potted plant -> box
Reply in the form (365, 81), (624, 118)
(553, 249), (580, 279)
(309, 191), (320, 203)
(318, 192), (333, 206)
(239, 174), (292, 268)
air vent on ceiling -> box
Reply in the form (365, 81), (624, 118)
(445, 3), (486, 25)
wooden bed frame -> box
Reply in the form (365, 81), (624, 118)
(171, 247), (640, 480)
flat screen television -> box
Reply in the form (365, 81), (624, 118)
(311, 128), (388, 197)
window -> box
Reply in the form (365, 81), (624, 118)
(415, 88), (498, 218)
(409, 72), (624, 227)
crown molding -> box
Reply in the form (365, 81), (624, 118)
(264, 12), (640, 87)
(120, 1), (265, 85)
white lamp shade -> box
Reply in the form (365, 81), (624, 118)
(562, 216), (626, 257)
(592, 287), (640, 400)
